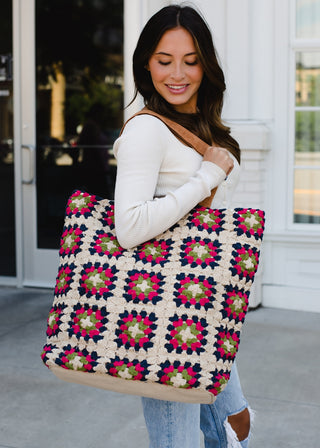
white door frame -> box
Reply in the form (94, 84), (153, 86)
(13, 0), (58, 287)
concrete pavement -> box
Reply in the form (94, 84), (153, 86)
(0, 286), (319, 448)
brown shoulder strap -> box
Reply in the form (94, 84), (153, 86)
(120, 107), (216, 207)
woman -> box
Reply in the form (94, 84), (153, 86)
(113, 5), (252, 448)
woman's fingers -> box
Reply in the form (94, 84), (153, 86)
(203, 146), (234, 175)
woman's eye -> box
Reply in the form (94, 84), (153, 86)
(158, 61), (171, 66)
(185, 60), (198, 66)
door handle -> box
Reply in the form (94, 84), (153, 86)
(22, 145), (35, 184)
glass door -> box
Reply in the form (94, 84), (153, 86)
(0, 1), (15, 278)
(19, 0), (123, 286)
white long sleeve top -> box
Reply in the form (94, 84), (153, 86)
(113, 114), (240, 249)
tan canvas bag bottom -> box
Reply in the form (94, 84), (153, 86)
(50, 366), (215, 404)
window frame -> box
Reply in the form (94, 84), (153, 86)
(288, 0), (320, 231)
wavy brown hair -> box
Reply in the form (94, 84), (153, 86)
(131, 5), (240, 163)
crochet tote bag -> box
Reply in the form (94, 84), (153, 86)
(41, 110), (265, 404)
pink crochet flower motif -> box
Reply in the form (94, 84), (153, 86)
(116, 310), (157, 350)
(208, 372), (230, 396)
(60, 347), (98, 371)
(166, 315), (208, 355)
(135, 239), (172, 266)
(108, 359), (149, 381)
(235, 208), (265, 238)
(66, 190), (96, 217)
(68, 304), (108, 342)
(54, 263), (75, 295)
(101, 204), (115, 229)
(190, 207), (224, 233)
(59, 224), (86, 257)
(231, 243), (260, 279)
(180, 237), (221, 268)
(159, 361), (201, 389)
(41, 344), (54, 363)
(174, 274), (214, 309)
(46, 305), (65, 337)
(90, 231), (124, 258)
(79, 262), (117, 297)
(224, 289), (248, 321)
(125, 270), (164, 304)
(216, 330), (240, 359)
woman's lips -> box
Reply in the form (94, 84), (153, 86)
(166, 84), (189, 94)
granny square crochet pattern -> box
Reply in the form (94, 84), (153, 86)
(42, 190), (265, 404)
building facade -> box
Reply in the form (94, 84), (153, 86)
(1, 0), (320, 312)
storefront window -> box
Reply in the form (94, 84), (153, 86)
(294, 2), (320, 224)
(36, 0), (123, 248)
(0, 0), (15, 276)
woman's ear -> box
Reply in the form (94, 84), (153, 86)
(145, 64), (150, 71)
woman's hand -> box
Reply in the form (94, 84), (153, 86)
(203, 146), (234, 177)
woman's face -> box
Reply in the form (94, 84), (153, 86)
(147, 27), (204, 114)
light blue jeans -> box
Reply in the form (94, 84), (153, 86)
(141, 363), (251, 448)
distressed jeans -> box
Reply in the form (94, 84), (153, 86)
(141, 363), (252, 448)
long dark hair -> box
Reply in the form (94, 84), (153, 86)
(132, 5), (240, 163)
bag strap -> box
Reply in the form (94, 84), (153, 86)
(121, 107), (217, 207)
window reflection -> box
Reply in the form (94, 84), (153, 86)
(294, 47), (320, 223)
(0, 0), (15, 276)
(295, 111), (320, 154)
(296, 52), (320, 107)
(294, 169), (320, 223)
(36, 0), (123, 249)
(296, 0), (320, 38)
(294, 109), (320, 222)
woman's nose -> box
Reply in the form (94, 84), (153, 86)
(170, 63), (185, 80)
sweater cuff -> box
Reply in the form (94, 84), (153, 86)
(200, 161), (226, 189)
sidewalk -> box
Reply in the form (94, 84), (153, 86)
(0, 286), (319, 448)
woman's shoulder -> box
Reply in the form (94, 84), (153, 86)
(113, 113), (173, 159)
(122, 113), (171, 136)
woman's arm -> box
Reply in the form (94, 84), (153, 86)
(114, 115), (226, 249)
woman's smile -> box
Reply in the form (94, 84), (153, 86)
(148, 27), (204, 113)
(166, 84), (189, 93)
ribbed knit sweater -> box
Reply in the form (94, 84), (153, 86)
(113, 114), (240, 249)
